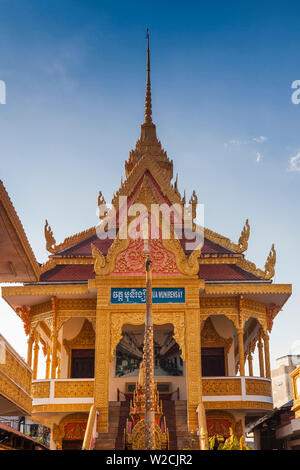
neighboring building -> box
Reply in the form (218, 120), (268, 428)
(0, 181), (49, 449)
(0, 37), (292, 450)
(0, 416), (49, 450)
(272, 355), (300, 408)
(247, 400), (300, 450)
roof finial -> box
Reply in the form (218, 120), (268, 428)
(144, 28), (152, 124)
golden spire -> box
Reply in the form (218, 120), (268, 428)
(140, 29), (157, 143)
(144, 28), (152, 124)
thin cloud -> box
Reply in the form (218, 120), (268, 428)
(252, 136), (268, 143)
(224, 136), (268, 148)
(224, 139), (243, 148)
(256, 152), (262, 163)
(288, 152), (300, 172)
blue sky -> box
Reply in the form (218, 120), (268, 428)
(0, 0), (300, 368)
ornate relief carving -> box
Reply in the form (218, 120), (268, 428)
(59, 299), (97, 311)
(204, 401), (273, 410)
(0, 343), (32, 413)
(113, 238), (179, 275)
(245, 378), (272, 397)
(201, 318), (233, 354)
(32, 380), (50, 399)
(266, 304), (281, 333)
(200, 297), (239, 329)
(202, 379), (241, 396)
(93, 228), (200, 277)
(54, 380), (94, 398)
(204, 284), (292, 296)
(63, 319), (95, 356)
(52, 413), (88, 450)
(206, 411), (236, 438)
(15, 306), (31, 335)
(92, 237), (130, 276)
(33, 403), (91, 414)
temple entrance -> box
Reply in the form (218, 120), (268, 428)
(115, 324), (183, 379)
(110, 323), (186, 402)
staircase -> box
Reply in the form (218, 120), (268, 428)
(94, 400), (198, 450)
(94, 401), (130, 450)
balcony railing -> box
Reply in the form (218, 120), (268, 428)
(32, 378), (94, 407)
(201, 376), (272, 409)
(0, 334), (32, 414)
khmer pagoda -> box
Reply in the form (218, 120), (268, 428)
(1, 33), (292, 450)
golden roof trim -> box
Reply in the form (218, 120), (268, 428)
(44, 222), (96, 255)
(0, 180), (40, 280)
(204, 219), (250, 254)
(204, 283), (292, 296)
(2, 284), (90, 297)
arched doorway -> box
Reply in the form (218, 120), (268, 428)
(110, 323), (186, 401)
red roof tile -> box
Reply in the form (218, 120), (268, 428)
(56, 235), (114, 256)
(198, 264), (262, 281)
(40, 264), (95, 282)
(40, 263), (262, 283)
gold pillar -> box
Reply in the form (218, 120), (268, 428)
(94, 280), (110, 433)
(51, 297), (59, 379)
(258, 336), (265, 378)
(237, 328), (245, 376)
(185, 283), (203, 433)
(248, 352), (253, 377)
(51, 328), (58, 379)
(263, 332), (271, 379)
(45, 345), (51, 379)
(57, 356), (61, 379)
(197, 402), (208, 450)
(32, 333), (40, 380)
(27, 335), (34, 368)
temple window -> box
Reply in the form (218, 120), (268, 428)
(201, 347), (226, 377)
(70, 349), (95, 379)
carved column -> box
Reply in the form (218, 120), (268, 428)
(237, 296), (245, 377)
(237, 328), (245, 376)
(57, 356), (61, 379)
(45, 345), (51, 379)
(94, 280), (111, 433)
(258, 336), (265, 378)
(51, 297), (58, 379)
(27, 335), (34, 368)
(263, 332), (271, 379)
(248, 352), (253, 377)
(32, 333), (40, 380)
(185, 282), (203, 434)
(51, 329), (58, 379)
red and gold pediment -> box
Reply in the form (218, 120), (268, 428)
(112, 237), (181, 275)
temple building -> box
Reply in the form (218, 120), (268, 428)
(0, 36), (292, 450)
